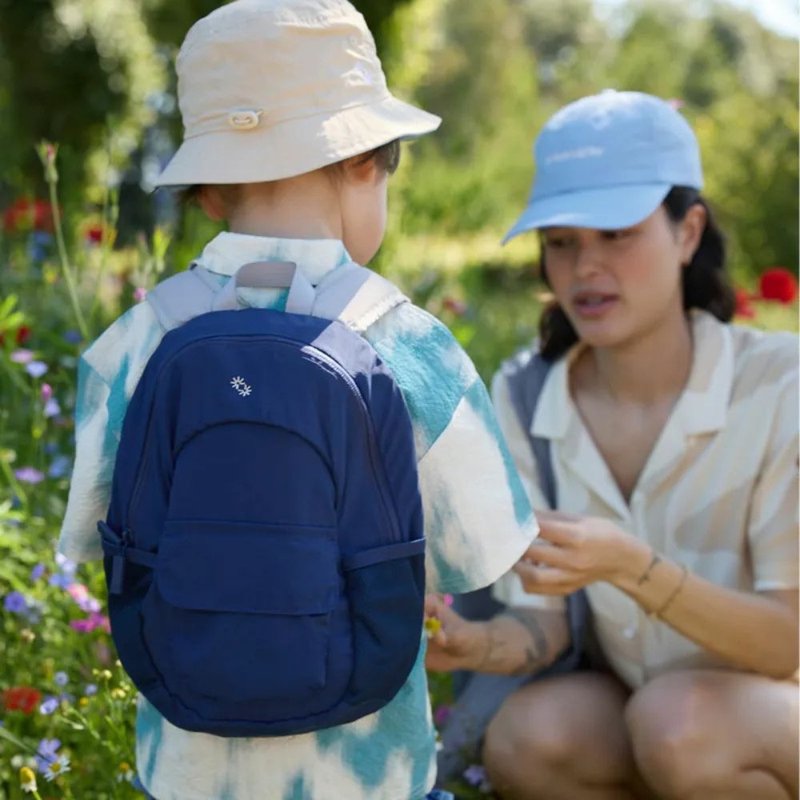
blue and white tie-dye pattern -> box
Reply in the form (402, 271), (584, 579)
(59, 232), (537, 800)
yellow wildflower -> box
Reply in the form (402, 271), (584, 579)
(20, 766), (37, 793)
(423, 616), (442, 638)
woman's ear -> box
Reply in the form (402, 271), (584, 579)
(680, 203), (707, 266)
(197, 186), (227, 222)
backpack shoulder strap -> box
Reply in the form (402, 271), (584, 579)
(145, 265), (220, 331)
(148, 262), (406, 333)
(501, 345), (557, 508)
(312, 263), (408, 332)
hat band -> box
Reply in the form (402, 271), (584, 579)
(182, 90), (393, 140)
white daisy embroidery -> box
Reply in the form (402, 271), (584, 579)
(230, 376), (252, 397)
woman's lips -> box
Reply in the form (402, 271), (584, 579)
(571, 292), (619, 320)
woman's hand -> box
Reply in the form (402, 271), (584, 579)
(424, 594), (488, 673)
(515, 510), (651, 595)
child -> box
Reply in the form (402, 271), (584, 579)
(57, 1), (539, 798)
(427, 90), (799, 799)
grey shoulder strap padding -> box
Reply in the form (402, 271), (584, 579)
(146, 261), (407, 333)
(145, 266), (219, 331)
(312, 262), (408, 332)
(501, 345), (557, 508)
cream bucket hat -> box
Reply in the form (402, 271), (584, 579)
(155, 0), (441, 186)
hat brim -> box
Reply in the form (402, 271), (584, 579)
(502, 184), (673, 243)
(154, 95), (441, 187)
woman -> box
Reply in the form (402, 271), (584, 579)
(426, 90), (798, 800)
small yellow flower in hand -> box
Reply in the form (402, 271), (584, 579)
(424, 616), (442, 638)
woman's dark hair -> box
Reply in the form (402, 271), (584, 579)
(177, 140), (401, 208)
(537, 186), (735, 362)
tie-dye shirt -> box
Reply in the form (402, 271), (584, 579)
(58, 232), (537, 800)
(492, 310), (799, 689)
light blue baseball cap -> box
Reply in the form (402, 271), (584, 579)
(504, 90), (703, 242)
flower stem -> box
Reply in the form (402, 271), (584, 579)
(47, 177), (89, 341)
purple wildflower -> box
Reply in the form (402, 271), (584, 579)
(3, 591), (28, 614)
(10, 349), (34, 364)
(48, 455), (71, 479)
(49, 572), (73, 589)
(54, 672), (68, 687)
(35, 738), (61, 772)
(84, 683), (98, 696)
(40, 383), (53, 401)
(433, 705), (452, 727)
(463, 764), (488, 788)
(55, 553), (77, 576)
(43, 398), (61, 418)
(25, 361), (48, 378)
(14, 467), (45, 484)
(30, 563), (46, 582)
(39, 697), (59, 716)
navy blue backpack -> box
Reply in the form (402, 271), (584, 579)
(97, 260), (425, 737)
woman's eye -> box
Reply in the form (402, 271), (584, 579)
(545, 236), (571, 249)
(602, 228), (633, 241)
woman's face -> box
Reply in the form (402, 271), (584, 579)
(540, 204), (705, 350)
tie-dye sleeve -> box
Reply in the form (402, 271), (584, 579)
(58, 303), (163, 563)
(365, 305), (538, 595)
(57, 358), (115, 562)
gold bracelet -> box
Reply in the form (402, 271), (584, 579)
(652, 564), (688, 619)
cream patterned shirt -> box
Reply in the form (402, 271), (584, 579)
(493, 310), (798, 689)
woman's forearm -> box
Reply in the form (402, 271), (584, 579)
(615, 542), (799, 679)
(468, 608), (570, 675)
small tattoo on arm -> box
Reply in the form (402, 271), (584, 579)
(500, 608), (549, 676)
(637, 552), (662, 585)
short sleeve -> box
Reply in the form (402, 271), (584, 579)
(490, 368), (566, 611)
(365, 306), (538, 595)
(58, 303), (163, 562)
(748, 372), (799, 591)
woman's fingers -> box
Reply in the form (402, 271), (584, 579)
(522, 542), (574, 570)
(513, 560), (583, 595)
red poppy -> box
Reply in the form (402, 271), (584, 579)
(0, 325), (31, 347)
(85, 223), (104, 245)
(3, 198), (54, 233)
(734, 287), (755, 319)
(2, 685), (42, 714)
(759, 267), (798, 304)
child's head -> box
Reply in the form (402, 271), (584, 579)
(505, 90), (734, 357)
(156, 0), (440, 263)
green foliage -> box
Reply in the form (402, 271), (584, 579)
(382, 0), (798, 280)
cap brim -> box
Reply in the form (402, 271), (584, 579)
(502, 184), (672, 243)
(154, 95), (441, 187)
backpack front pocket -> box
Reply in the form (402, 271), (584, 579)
(142, 519), (345, 723)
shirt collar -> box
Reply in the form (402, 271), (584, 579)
(532, 310), (734, 440)
(195, 232), (352, 286)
